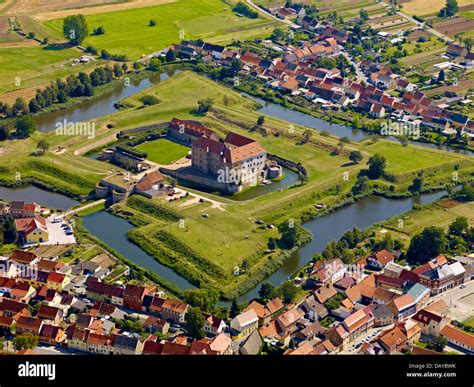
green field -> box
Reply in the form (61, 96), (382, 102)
(43, 0), (276, 59)
(386, 38), (446, 57)
(364, 141), (463, 174)
(0, 130), (113, 197)
(461, 11), (474, 19)
(375, 199), (474, 246)
(0, 45), (86, 94)
(136, 138), (189, 164)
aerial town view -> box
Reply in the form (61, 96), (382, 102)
(0, 0), (473, 384)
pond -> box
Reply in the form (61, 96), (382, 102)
(177, 167), (301, 201)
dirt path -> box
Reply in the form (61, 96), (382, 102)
(31, 0), (177, 21)
(73, 133), (118, 156)
(424, 78), (474, 96)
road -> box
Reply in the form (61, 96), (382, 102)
(245, 0), (300, 29)
(430, 280), (474, 322)
(340, 50), (368, 83)
(381, 1), (453, 43)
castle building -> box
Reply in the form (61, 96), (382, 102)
(191, 132), (267, 188)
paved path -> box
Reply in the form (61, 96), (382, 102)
(245, 0), (300, 29)
(65, 199), (106, 216)
(340, 50), (368, 83)
(73, 133), (118, 156)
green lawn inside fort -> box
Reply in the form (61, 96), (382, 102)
(135, 138), (189, 164)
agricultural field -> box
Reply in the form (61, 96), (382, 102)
(433, 16), (474, 38)
(42, 0), (277, 59)
(400, 46), (446, 69)
(424, 78), (474, 98)
(0, 44), (99, 97)
(135, 138), (189, 164)
(1, 0), (131, 15)
(399, 0), (474, 17)
(257, 0), (378, 15)
(368, 14), (409, 30)
(0, 15), (22, 43)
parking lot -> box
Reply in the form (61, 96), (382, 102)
(45, 216), (76, 245)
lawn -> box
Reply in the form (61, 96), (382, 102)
(375, 199), (474, 246)
(0, 130), (114, 197)
(362, 141), (464, 174)
(463, 316), (474, 328)
(135, 138), (189, 164)
(43, 0), (275, 59)
(387, 38), (446, 57)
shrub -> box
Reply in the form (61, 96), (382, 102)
(139, 95), (160, 106)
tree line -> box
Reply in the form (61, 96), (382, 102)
(1, 63), (127, 119)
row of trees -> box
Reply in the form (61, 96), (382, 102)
(233, 2), (259, 19)
(1, 64), (125, 120)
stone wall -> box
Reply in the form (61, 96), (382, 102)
(160, 167), (241, 193)
(117, 122), (168, 138)
(267, 153), (307, 177)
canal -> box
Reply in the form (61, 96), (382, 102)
(35, 69), (181, 133)
(0, 185), (446, 302)
(238, 190), (447, 302)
